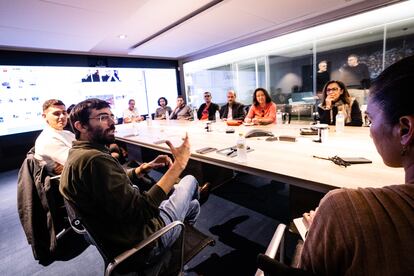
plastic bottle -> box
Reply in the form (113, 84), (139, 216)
(132, 120), (138, 136)
(236, 133), (247, 163)
(165, 110), (170, 121)
(215, 110), (220, 122)
(335, 110), (345, 133)
(276, 110), (282, 124)
(193, 108), (198, 122)
(147, 113), (152, 126)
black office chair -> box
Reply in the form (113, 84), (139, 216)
(255, 224), (316, 276)
(64, 199), (215, 276)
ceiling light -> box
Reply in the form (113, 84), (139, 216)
(118, 34), (127, 39)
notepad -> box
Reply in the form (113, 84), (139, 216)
(293, 217), (308, 241)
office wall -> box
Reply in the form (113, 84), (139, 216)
(0, 50), (179, 172)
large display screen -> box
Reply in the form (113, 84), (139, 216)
(0, 66), (178, 136)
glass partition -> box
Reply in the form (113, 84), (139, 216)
(183, 1), (414, 123)
(185, 64), (233, 109)
(385, 18), (414, 69)
(315, 26), (384, 106)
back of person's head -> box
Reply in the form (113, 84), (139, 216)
(253, 88), (272, 106)
(370, 55), (414, 125)
(42, 99), (65, 111)
(67, 104), (75, 114)
(70, 98), (111, 139)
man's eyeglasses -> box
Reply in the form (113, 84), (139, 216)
(204, 95), (211, 98)
(88, 114), (115, 123)
(326, 87), (339, 93)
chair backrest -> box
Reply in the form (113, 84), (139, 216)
(64, 199), (113, 265)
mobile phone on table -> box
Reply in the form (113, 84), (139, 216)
(340, 157), (372, 164)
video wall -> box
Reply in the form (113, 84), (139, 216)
(0, 66), (178, 136)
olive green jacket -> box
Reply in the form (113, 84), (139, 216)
(60, 141), (167, 258)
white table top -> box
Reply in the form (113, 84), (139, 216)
(115, 120), (404, 193)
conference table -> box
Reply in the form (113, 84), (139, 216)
(115, 120), (404, 194)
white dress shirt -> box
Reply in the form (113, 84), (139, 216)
(34, 125), (75, 173)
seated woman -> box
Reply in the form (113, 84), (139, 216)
(299, 56), (414, 275)
(318, 80), (363, 126)
(245, 88), (276, 125)
(154, 97), (172, 120)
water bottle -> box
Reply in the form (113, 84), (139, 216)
(146, 113), (153, 126)
(193, 108), (198, 122)
(165, 110), (170, 121)
(276, 110), (282, 124)
(335, 110), (345, 133)
(132, 120), (138, 136)
(215, 110), (220, 122)
(236, 133), (247, 163)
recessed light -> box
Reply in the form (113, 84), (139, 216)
(118, 34), (127, 39)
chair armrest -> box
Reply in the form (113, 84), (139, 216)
(255, 223), (286, 276)
(264, 223), (286, 258)
(105, 221), (185, 276)
(257, 254), (315, 276)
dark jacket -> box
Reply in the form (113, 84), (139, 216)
(60, 141), (167, 262)
(17, 148), (65, 262)
(219, 102), (246, 120)
(197, 103), (220, 120)
(318, 99), (363, 126)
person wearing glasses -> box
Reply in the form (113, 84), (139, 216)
(196, 91), (219, 121)
(244, 88), (277, 125)
(60, 98), (206, 268)
(317, 80), (363, 126)
(34, 99), (75, 175)
(299, 55), (414, 276)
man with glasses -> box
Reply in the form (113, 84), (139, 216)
(196, 91), (219, 120)
(60, 98), (204, 267)
(219, 90), (246, 121)
(34, 99), (75, 175)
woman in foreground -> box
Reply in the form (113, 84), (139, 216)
(299, 55), (414, 275)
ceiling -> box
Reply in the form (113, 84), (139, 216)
(0, 0), (401, 61)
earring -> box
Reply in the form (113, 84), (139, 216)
(401, 145), (409, 156)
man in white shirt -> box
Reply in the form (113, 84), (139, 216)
(34, 99), (75, 175)
(123, 99), (143, 123)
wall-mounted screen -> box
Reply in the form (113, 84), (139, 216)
(0, 66), (178, 136)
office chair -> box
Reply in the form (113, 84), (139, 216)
(64, 199), (215, 276)
(255, 223), (315, 276)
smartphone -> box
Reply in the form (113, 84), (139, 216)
(340, 157), (372, 164)
(196, 147), (217, 154)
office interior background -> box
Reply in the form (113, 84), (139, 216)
(0, 0), (413, 274)
(1, 0), (414, 171)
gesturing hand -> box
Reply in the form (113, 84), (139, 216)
(165, 133), (190, 171)
(146, 155), (172, 170)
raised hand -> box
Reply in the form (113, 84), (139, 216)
(165, 132), (190, 171)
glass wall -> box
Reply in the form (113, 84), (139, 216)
(183, 1), (414, 122)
